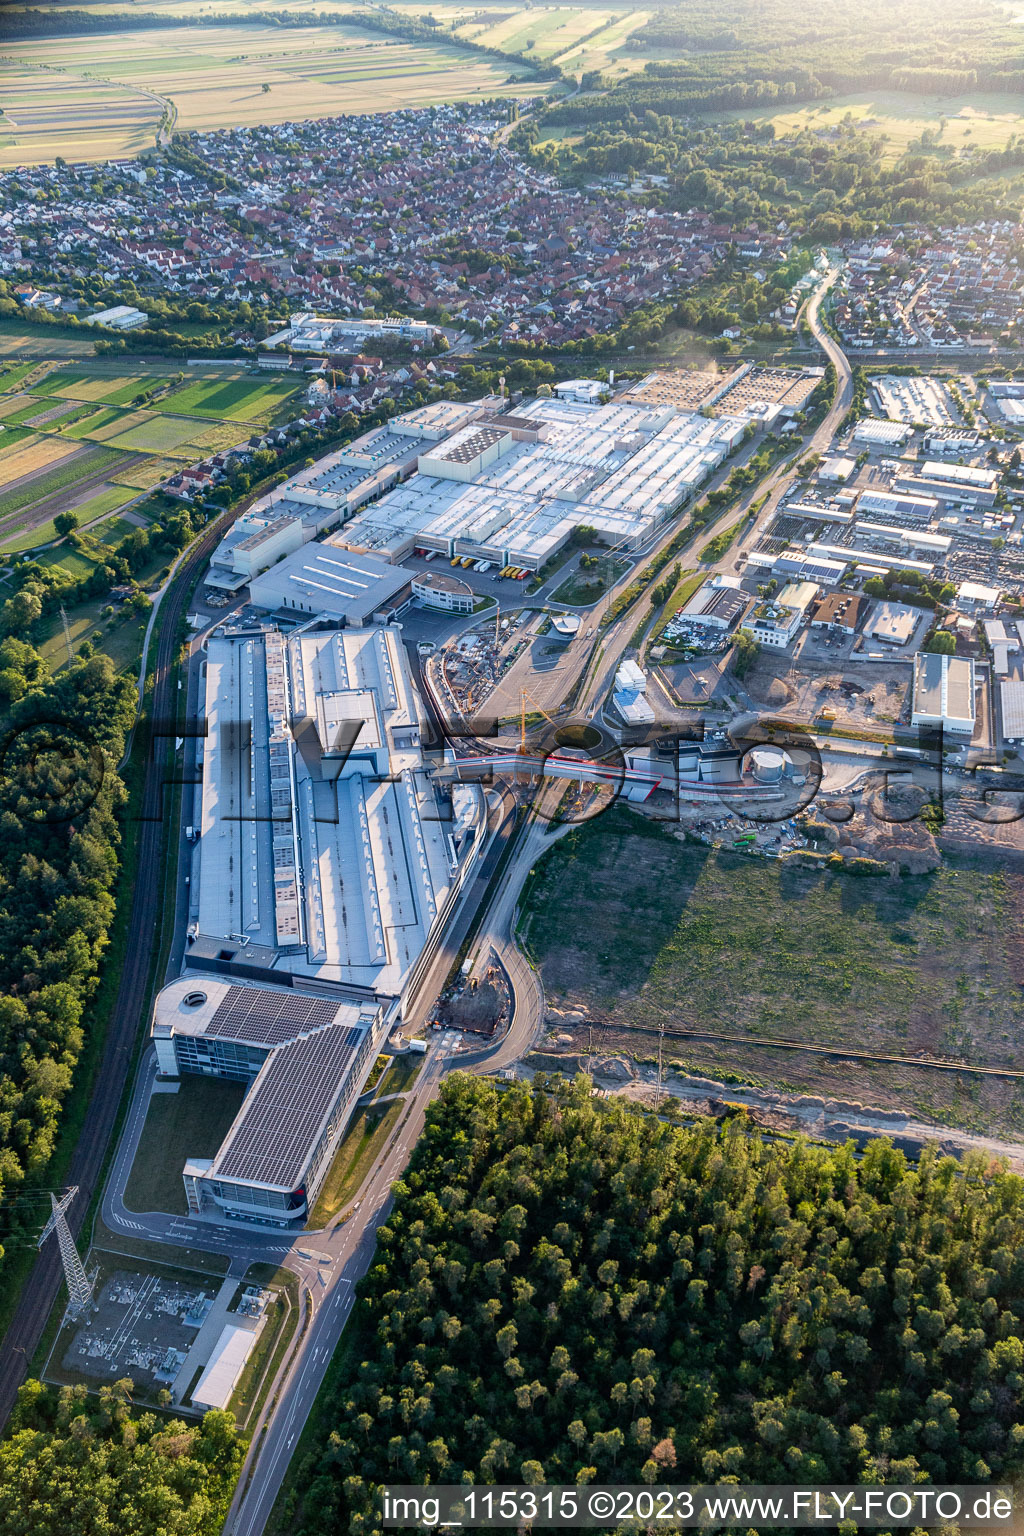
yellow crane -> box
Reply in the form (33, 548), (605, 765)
(519, 687), (559, 755)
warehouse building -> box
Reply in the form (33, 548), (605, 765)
(853, 418), (912, 449)
(911, 653), (976, 736)
(924, 428), (984, 457)
(191, 1323), (262, 1411)
(336, 396), (748, 571)
(261, 311), (437, 350)
(818, 455), (856, 483)
(191, 623), (474, 996)
(895, 462), (999, 509)
(247, 538), (413, 622)
(857, 489), (938, 523)
(864, 602), (920, 647)
(674, 577), (748, 632)
(84, 303), (149, 330)
(999, 678), (1024, 743)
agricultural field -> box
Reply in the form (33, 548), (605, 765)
(109, 456), (188, 490)
(61, 406), (129, 440)
(0, 434), (83, 486)
(0, 318), (101, 358)
(0, 361), (46, 392)
(452, 3), (654, 74)
(160, 372), (303, 423)
(716, 91), (1024, 164)
(520, 807), (1024, 1136)
(93, 512), (149, 545)
(0, 20), (549, 165)
(0, 443), (128, 535)
(100, 414), (207, 453)
(70, 486), (140, 529)
(0, 426), (36, 458)
(28, 368), (180, 403)
(0, 61), (165, 170)
(0, 363), (300, 552)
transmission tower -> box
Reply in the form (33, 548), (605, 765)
(59, 605), (73, 666)
(37, 1187), (95, 1321)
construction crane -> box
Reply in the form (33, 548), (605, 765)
(519, 687), (559, 755)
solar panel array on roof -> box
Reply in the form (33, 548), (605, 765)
(204, 986), (339, 1047)
(213, 1024), (364, 1188)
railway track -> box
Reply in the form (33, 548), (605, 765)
(0, 508), (233, 1425)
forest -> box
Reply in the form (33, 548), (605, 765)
(514, 0), (1024, 240)
(626, 0), (1024, 101)
(282, 1075), (1024, 1535)
(0, 648), (136, 1261)
(0, 1378), (242, 1535)
(517, 112), (1024, 240)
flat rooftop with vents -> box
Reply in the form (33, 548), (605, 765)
(193, 623), (474, 996)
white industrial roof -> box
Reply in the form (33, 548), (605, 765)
(248, 539), (410, 622)
(192, 1324), (259, 1412)
(196, 625), (454, 995)
(1001, 678), (1024, 738)
(336, 396), (748, 568)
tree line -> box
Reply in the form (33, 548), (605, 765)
(0, 648), (136, 1262)
(281, 1074), (1024, 1534)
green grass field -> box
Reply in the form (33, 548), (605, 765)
(0, 361), (45, 391)
(124, 1076), (248, 1216)
(35, 544), (100, 579)
(655, 567), (703, 627)
(0, 426), (35, 456)
(103, 414), (206, 452)
(0, 322), (106, 359)
(70, 485), (138, 528)
(377, 1051), (424, 1096)
(26, 369), (94, 399)
(520, 807), (1024, 1133)
(61, 405), (126, 439)
(307, 1099), (404, 1229)
(161, 373), (304, 422)
(93, 511), (146, 545)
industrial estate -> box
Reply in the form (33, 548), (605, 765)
(8, 2), (1024, 1532)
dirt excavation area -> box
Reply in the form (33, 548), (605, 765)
(744, 651), (911, 732)
(518, 806), (1024, 1140)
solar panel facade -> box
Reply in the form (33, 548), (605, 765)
(204, 986), (339, 1047)
(212, 1023), (365, 1190)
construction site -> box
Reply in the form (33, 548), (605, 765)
(435, 955), (512, 1039)
(430, 607), (542, 724)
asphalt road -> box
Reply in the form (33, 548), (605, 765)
(0, 505), (241, 1427)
